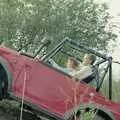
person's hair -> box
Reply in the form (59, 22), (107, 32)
(68, 57), (78, 66)
(88, 54), (96, 65)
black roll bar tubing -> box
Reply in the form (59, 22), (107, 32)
(95, 59), (106, 66)
(20, 40), (51, 58)
(66, 43), (86, 54)
(60, 50), (83, 62)
(109, 59), (112, 100)
(20, 52), (35, 58)
(43, 37), (112, 62)
(33, 40), (51, 58)
(95, 65), (99, 90)
(43, 38), (67, 62)
(45, 45), (63, 62)
(66, 37), (111, 60)
(96, 62), (110, 92)
(112, 61), (120, 64)
(68, 38), (113, 98)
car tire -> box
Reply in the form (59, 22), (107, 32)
(0, 85), (3, 100)
(0, 79), (8, 100)
(93, 114), (105, 120)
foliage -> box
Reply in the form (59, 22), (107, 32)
(82, 111), (95, 120)
(0, 0), (117, 55)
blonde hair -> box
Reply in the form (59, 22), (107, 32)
(68, 57), (78, 66)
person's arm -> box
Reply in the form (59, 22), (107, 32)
(48, 59), (71, 74)
(72, 66), (93, 80)
(48, 59), (61, 69)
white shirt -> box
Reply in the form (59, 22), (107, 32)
(71, 64), (93, 80)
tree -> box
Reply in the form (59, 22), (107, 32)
(0, 0), (117, 54)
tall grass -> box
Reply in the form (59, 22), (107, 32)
(101, 80), (120, 102)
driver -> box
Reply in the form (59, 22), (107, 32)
(48, 54), (96, 83)
(72, 54), (96, 82)
(48, 57), (78, 75)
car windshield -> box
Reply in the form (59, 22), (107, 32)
(41, 38), (113, 96)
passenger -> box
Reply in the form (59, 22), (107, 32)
(48, 57), (78, 75)
(48, 54), (96, 83)
(72, 54), (96, 82)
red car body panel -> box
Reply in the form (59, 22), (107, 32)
(0, 46), (120, 119)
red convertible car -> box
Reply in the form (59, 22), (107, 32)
(0, 37), (120, 120)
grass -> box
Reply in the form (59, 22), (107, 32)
(0, 100), (41, 120)
(101, 79), (120, 102)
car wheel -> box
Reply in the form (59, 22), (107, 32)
(68, 109), (113, 120)
(0, 80), (4, 100)
(0, 85), (3, 100)
(93, 114), (105, 120)
(0, 64), (9, 100)
(93, 109), (113, 120)
(0, 79), (8, 100)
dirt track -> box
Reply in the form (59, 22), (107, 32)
(0, 100), (41, 120)
(0, 110), (16, 120)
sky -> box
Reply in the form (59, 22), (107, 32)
(108, 0), (120, 16)
(97, 0), (120, 16)
(96, 0), (120, 80)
